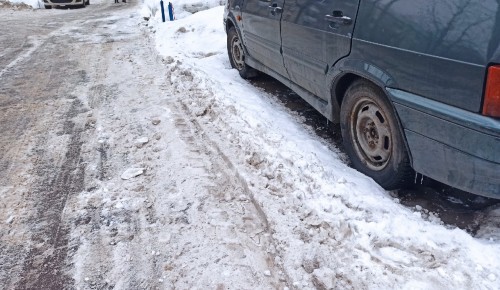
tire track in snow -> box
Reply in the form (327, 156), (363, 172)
(178, 101), (270, 233)
(16, 99), (86, 290)
(0, 36), (46, 80)
(157, 61), (294, 286)
(168, 100), (287, 288)
(150, 46), (287, 287)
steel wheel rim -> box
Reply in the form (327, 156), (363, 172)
(350, 97), (392, 171)
(231, 35), (245, 70)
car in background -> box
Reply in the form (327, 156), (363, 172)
(43, 0), (89, 9)
(223, 0), (500, 198)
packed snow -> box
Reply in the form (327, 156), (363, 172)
(2, 0), (500, 289)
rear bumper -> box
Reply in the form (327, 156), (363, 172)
(404, 131), (500, 198)
(387, 88), (500, 198)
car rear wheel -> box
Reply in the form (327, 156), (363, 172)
(227, 26), (257, 79)
(340, 79), (413, 190)
(44, 4), (52, 8)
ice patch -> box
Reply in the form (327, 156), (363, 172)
(121, 168), (145, 180)
(135, 136), (149, 148)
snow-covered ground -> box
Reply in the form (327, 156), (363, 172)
(1, 0), (499, 289)
(140, 2), (500, 289)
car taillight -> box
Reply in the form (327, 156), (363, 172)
(483, 65), (500, 118)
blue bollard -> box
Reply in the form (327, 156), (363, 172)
(168, 2), (174, 21)
(160, 0), (166, 22)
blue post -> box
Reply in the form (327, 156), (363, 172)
(160, 0), (166, 22)
(168, 2), (174, 21)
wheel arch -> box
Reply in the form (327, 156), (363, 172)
(225, 17), (236, 33)
(331, 72), (414, 167)
(329, 58), (397, 111)
(224, 16), (248, 57)
(332, 73), (361, 113)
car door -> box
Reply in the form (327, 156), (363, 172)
(281, 0), (360, 100)
(241, 0), (288, 78)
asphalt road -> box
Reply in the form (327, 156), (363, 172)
(0, 3), (136, 289)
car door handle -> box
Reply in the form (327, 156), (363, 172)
(325, 14), (352, 25)
(268, 3), (283, 16)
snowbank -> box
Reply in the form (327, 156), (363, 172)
(4, 0), (41, 8)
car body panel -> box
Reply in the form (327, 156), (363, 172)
(404, 130), (500, 198)
(281, 0), (360, 100)
(390, 88), (500, 197)
(353, 0), (500, 112)
(244, 54), (333, 119)
(241, 0), (289, 78)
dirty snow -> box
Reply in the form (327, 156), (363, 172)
(5, 0), (40, 8)
(1, 0), (499, 289)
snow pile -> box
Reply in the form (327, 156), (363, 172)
(143, 5), (500, 289)
(1, 0), (40, 9)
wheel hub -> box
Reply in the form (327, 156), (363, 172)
(351, 98), (392, 171)
(231, 37), (245, 70)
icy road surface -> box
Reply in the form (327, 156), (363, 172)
(0, 1), (500, 289)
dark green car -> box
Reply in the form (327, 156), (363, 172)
(224, 0), (500, 198)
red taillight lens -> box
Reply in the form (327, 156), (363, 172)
(483, 65), (500, 117)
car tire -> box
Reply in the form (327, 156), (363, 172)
(86, 0), (89, 5)
(340, 79), (413, 190)
(227, 26), (258, 79)
(44, 4), (52, 8)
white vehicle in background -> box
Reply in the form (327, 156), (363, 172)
(43, 0), (89, 9)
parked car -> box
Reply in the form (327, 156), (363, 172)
(223, 0), (500, 198)
(43, 0), (89, 9)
